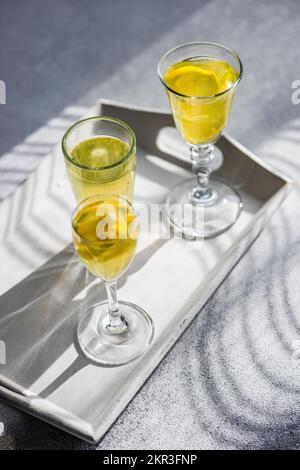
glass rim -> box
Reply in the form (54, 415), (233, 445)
(61, 116), (136, 171)
(71, 193), (135, 243)
(157, 41), (243, 100)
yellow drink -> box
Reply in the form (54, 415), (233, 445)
(65, 136), (136, 202)
(164, 58), (238, 145)
(72, 197), (137, 281)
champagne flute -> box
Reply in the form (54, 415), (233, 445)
(72, 194), (154, 366)
(62, 116), (136, 203)
(158, 42), (243, 238)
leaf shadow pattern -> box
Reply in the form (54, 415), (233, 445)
(175, 124), (300, 449)
(0, 236), (169, 449)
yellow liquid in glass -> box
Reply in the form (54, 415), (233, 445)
(73, 198), (137, 281)
(66, 136), (136, 203)
(164, 58), (238, 145)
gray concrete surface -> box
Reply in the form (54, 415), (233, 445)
(1, 0), (300, 449)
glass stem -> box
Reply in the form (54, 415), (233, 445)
(190, 144), (215, 202)
(105, 280), (128, 335)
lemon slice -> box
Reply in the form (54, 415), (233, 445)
(75, 199), (136, 242)
(76, 216), (100, 241)
(165, 61), (221, 97)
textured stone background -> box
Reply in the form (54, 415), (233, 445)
(1, 0), (300, 449)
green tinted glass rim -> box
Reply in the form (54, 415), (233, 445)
(62, 116), (136, 171)
(158, 41), (243, 100)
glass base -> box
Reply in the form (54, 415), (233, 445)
(77, 301), (154, 367)
(165, 177), (243, 239)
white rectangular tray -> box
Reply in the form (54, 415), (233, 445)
(0, 100), (292, 443)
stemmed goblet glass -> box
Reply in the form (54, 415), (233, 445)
(158, 42), (243, 238)
(72, 194), (154, 366)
